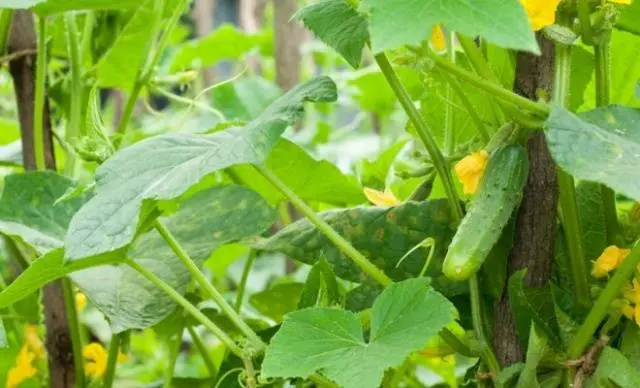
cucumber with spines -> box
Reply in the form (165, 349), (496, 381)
(443, 145), (529, 281)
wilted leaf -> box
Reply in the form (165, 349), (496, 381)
(261, 278), (456, 388)
(295, 0), (369, 68)
(251, 199), (456, 283)
(364, 0), (538, 54)
(65, 77), (336, 261)
(545, 105), (640, 201)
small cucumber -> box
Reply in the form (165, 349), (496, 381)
(443, 145), (529, 281)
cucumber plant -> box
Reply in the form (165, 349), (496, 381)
(0, 0), (639, 387)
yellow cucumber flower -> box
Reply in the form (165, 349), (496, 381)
(76, 291), (87, 312)
(430, 25), (446, 52)
(364, 187), (401, 207)
(6, 345), (38, 388)
(610, 0), (632, 4)
(24, 325), (45, 359)
(454, 150), (489, 195)
(519, 0), (562, 31)
(84, 343), (108, 378)
(592, 245), (631, 278)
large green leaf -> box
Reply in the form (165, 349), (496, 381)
(620, 323), (640, 370)
(251, 199), (456, 283)
(545, 105), (640, 201)
(232, 139), (365, 205)
(170, 24), (271, 72)
(617, 1), (640, 36)
(515, 325), (550, 388)
(508, 270), (561, 349)
(592, 347), (640, 387)
(72, 185), (276, 332)
(364, 0), (538, 54)
(261, 278), (456, 388)
(295, 0), (369, 68)
(0, 171), (87, 254)
(65, 77), (337, 261)
(249, 283), (305, 323)
(32, 0), (139, 14)
(94, 0), (179, 89)
(298, 258), (342, 309)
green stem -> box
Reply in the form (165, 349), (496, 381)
(440, 71), (490, 143)
(80, 11), (95, 65)
(103, 332), (122, 388)
(125, 258), (245, 357)
(254, 165), (393, 286)
(577, 0), (594, 45)
(427, 50), (550, 117)
(444, 31), (455, 155)
(62, 278), (86, 388)
(594, 40), (618, 245)
(0, 273), (23, 344)
(235, 251), (256, 312)
(163, 327), (182, 388)
(374, 53), (464, 222)
(187, 326), (217, 378)
(439, 327), (477, 358)
(554, 42), (591, 307)
(63, 12), (83, 177)
(33, 16), (47, 171)
(568, 241), (640, 358)
(0, 10), (14, 53)
(153, 220), (266, 351)
(469, 274), (500, 377)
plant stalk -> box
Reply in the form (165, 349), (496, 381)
(254, 164), (393, 286)
(33, 16), (47, 171)
(63, 12), (83, 177)
(577, 0), (594, 45)
(235, 251), (256, 312)
(164, 327), (182, 388)
(594, 40), (618, 245)
(80, 11), (95, 65)
(62, 278), (86, 388)
(125, 258), (245, 357)
(469, 274), (500, 377)
(374, 52), (464, 221)
(554, 42), (591, 307)
(187, 326), (218, 378)
(444, 31), (455, 155)
(568, 241), (640, 358)
(103, 332), (122, 388)
(153, 220), (266, 351)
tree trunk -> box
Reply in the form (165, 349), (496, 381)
(492, 34), (559, 366)
(274, 0), (301, 92)
(8, 11), (74, 388)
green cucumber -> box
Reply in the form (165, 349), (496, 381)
(443, 145), (529, 281)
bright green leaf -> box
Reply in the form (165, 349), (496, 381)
(592, 347), (640, 387)
(298, 258), (342, 309)
(0, 171), (88, 254)
(348, 67), (422, 116)
(364, 0), (538, 54)
(515, 325), (550, 388)
(211, 76), (282, 121)
(250, 283), (305, 322)
(232, 139), (365, 205)
(261, 278), (456, 388)
(250, 199), (456, 283)
(295, 0), (368, 68)
(72, 185), (275, 332)
(170, 24), (271, 72)
(32, 0), (140, 14)
(576, 181), (607, 263)
(617, 1), (640, 36)
(361, 140), (408, 189)
(65, 77), (337, 261)
(620, 324), (640, 370)
(545, 105), (640, 201)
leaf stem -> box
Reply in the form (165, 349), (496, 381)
(235, 251), (256, 312)
(63, 12), (83, 177)
(103, 332), (122, 388)
(427, 50), (550, 117)
(33, 16), (47, 171)
(554, 42), (591, 308)
(374, 53), (464, 222)
(80, 11), (95, 65)
(577, 0), (594, 45)
(594, 40), (618, 245)
(444, 31), (455, 155)
(469, 274), (500, 377)
(568, 241), (640, 358)
(164, 328), (182, 388)
(187, 326), (218, 378)
(440, 71), (490, 143)
(61, 278), (86, 388)
(125, 258), (245, 357)
(153, 220), (266, 352)
(253, 164), (393, 286)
